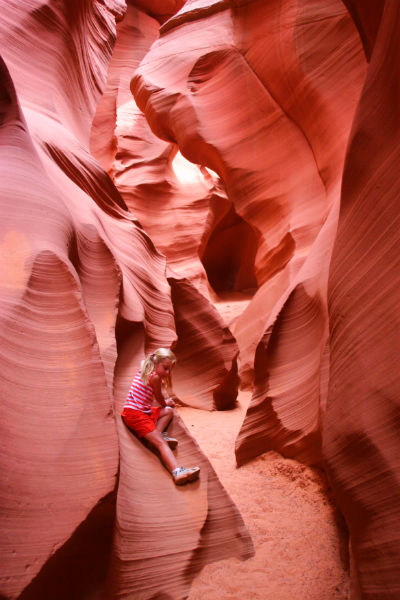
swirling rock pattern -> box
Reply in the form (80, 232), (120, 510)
(110, 336), (252, 599)
(1, 0), (398, 598)
(324, 0), (400, 597)
(91, 2), (240, 410)
(131, 0), (399, 596)
(0, 2), (252, 598)
(132, 0), (366, 387)
(132, 0), (365, 462)
(235, 202), (339, 466)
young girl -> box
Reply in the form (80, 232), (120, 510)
(121, 348), (200, 485)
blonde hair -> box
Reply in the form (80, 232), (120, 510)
(141, 348), (176, 386)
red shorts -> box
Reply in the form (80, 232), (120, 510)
(122, 406), (161, 438)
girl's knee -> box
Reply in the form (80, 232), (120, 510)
(161, 406), (173, 418)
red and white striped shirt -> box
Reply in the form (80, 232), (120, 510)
(123, 370), (154, 414)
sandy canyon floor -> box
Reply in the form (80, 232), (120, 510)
(177, 295), (350, 599)
(179, 393), (350, 600)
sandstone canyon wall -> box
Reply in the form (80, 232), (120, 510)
(0, 2), (252, 599)
(324, 0), (400, 597)
(91, 2), (239, 410)
(130, 0), (366, 464)
(0, 0), (399, 599)
(130, 2), (399, 597)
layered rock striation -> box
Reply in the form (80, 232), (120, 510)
(130, 0), (399, 597)
(1, 0), (398, 598)
(324, 0), (400, 597)
(131, 0), (366, 468)
(91, 2), (239, 410)
(0, 2), (252, 599)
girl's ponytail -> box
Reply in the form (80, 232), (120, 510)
(141, 353), (155, 384)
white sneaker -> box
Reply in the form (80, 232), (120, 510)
(161, 432), (178, 450)
(172, 466), (200, 485)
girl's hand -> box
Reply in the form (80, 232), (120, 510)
(165, 397), (175, 408)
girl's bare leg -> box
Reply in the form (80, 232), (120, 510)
(144, 428), (178, 473)
(156, 406), (173, 432)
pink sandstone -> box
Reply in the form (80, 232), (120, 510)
(1, 0), (399, 598)
(132, 0), (367, 387)
(130, 0), (399, 597)
(131, 0), (366, 463)
(0, 2), (252, 598)
(324, 0), (400, 597)
(91, 2), (240, 410)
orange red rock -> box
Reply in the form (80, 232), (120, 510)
(1, 0), (399, 598)
(130, 0), (399, 597)
(324, 0), (400, 596)
(0, 2), (251, 598)
(131, 0), (366, 463)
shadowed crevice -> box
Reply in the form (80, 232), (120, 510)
(200, 203), (259, 294)
(18, 491), (117, 600)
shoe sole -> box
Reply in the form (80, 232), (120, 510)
(174, 470), (200, 485)
(162, 435), (178, 450)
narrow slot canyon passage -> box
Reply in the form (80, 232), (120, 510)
(179, 391), (350, 600)
(177, 291), (350, 599)
(1, 1), (398, 599)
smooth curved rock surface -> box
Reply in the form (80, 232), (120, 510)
(324, 0), (400, 597)
(169, 273), (239, 410)
(132, 0), (365, 461)
(0, 5), (125, 590)
(92, 4), (211, 292)
(91, 4), (160, 177)
(129, 0), (399, 596)
(133, 0), (186, 24)
(235, 201), (339, 466)
(109, 336), (252, 599)
(2, 0), (399, 598)
(0, 2), (252, 598)
(92, 2), (241, 410)
(342, 0), (385, 60)
(132, 0), (366, 388)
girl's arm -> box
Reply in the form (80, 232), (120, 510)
(165, 381), (183, 406)
(150, 374), (175, 407)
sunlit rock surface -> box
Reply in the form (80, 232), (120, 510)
(91, 2), (240, 410)
(131, 0), (366, 464)
(1, 0), (398, 598)
(0, 2), (252, 598)
(130, 0), (399, 597)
